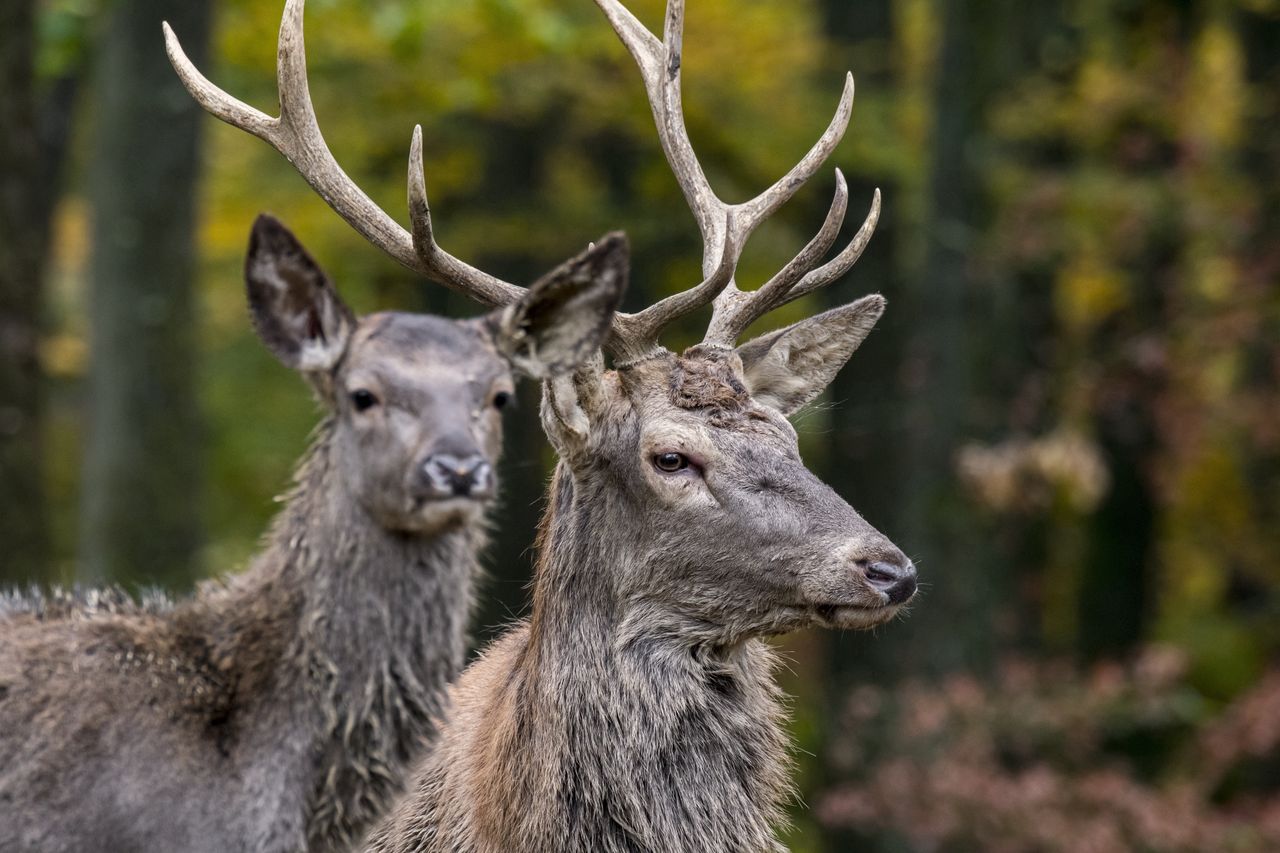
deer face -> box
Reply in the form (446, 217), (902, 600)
(325, 313), (513, 532)
(245, 214), (625, 533)
(545, 297), (914, 642)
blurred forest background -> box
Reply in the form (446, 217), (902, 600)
(2, 0), (1278, 849)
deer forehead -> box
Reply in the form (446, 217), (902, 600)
(617, 351), (750, 411)
(670, 351), (751, 412)
(346, 313), (506, 375)
(615, 354), (795, 446)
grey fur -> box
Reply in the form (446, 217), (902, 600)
(368, 326), (914, 853)
(0, 216), (625, 853)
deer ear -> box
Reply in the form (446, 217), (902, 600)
(736, 294), (885, 416)
(244, 214), (356, 373)
(494, 233), (628, 379)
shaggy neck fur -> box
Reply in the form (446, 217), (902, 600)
(481, 465), (791, 852)
(181, 420), (482, 850)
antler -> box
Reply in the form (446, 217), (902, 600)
(595, 0), (879, 355)
(163, 0), (526, 308)
(166, 0), (877, 360)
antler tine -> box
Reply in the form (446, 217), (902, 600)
(781, 187), (880, 304)
(736, 74), (855, 237)
(704, 182), (881, 346)
(408, 126), (527, 307)
(165, 0), (527, 308)
(608, 223), (739, 363)
(704, 171), (849, 344)
(594, 0), (720, 254)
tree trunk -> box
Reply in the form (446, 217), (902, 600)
(79, 0), (212, 589)
(895, 0), (992, 675)
(0, 0), (49, 585)
(1078, 403), (1157, 659)
(897, 0), (1033, 676)
(1073, 0), (1194, 661)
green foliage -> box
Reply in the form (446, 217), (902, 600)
(35, 0), (97, 80)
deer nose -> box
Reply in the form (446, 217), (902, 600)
(421, 453), (494, 499)
(862, 559), (917, 605)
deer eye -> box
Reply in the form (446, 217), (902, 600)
(492, 390), (512, 410)
(653, 452), (689, 473)
(350, 389), (379, 412)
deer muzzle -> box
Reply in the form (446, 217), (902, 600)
(419, 453), (494, 500)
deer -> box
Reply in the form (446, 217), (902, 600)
(355, 1), (918, 851)
(0, 4), (628, 846)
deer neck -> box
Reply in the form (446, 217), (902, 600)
(195, 420), (481, 848)
(510, 463), (792, 851)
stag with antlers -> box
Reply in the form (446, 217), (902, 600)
(364, 1), (916, 851)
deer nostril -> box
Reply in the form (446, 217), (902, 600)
(864, 563), (897, 584)
(421, 453), (493, 498)
(468, 460), (494, 497)
(863, 560), (917, 605)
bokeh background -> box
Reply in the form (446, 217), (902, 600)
(3, 0), (1279, 849)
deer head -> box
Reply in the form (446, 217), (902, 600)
(526, 0), (915, 644)
(243, 214), (625, 534)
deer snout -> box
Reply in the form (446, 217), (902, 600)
(861, 558), (917, 604)
(840, 536), (916, 605)
(420, 453), (494, 499)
